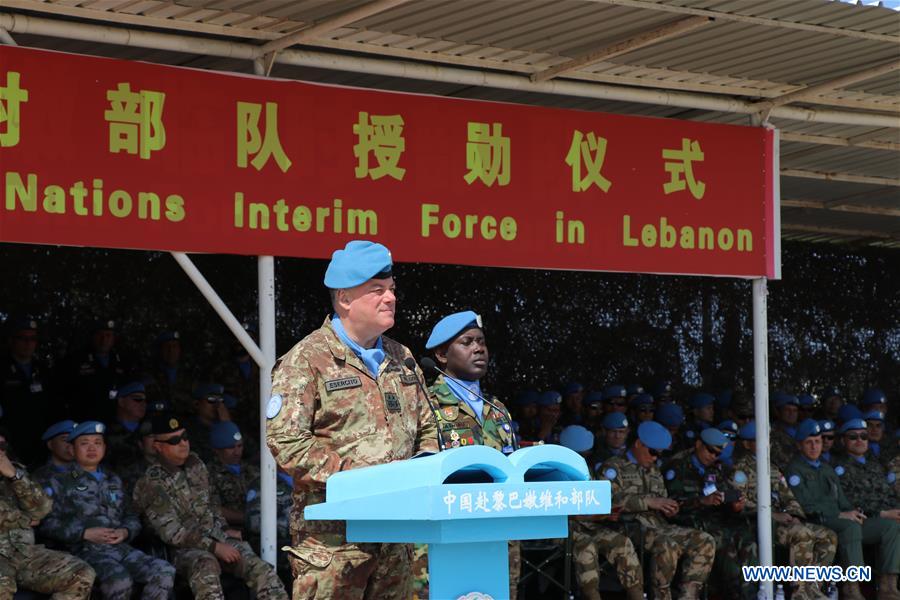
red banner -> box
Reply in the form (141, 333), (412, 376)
(0, 46), (779, 278)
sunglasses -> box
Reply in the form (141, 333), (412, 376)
(128, 396), (147, 403)
(822, 434), (835, 440)
(647, 447), (661, 457)
(156, 432), (189, 446)
(844, 433), (868, 442)
(704, 444), (723, 457)
(637, 407), (655, 413)
(609, 401), (626, 407)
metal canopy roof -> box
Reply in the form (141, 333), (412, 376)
(2, 0), (898, 248)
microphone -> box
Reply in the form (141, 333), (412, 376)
(418, 357), (519, 452)
(403, 357), (447, 452)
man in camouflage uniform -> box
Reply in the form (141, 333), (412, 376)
(0, 431), (95, 598)
(589, 412), (631, 475)
(185, 383), (231, 464)
(787, 418), (900, 600)
(41, 421), (175, 600)
(208, 420), (259, 529)
(418, 311), (520, 598)
(665, 427), (758, 600)
(134, 414), (286, 600)
(599, 420), (715, 600)
(832, 418), (900, 599)
(562, 424), (643, 600)
(654, 402), (686, 463)
(266, 241), (438, 600)
(145, 330), (194, 416)
(889, 445), (900, 498)
(770, 393), (801, 470)
(105, 380), (148, 474)
(31, 420), (76, 501)
(116, 420), (157, 498)
(731, 421), (837, 600)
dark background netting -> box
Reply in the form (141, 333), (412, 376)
(2, 241), (898, 405)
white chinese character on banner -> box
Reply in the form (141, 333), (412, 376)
(522, 490), (537, 510)
(585, 490), (602, 507)
(554, 490), (569, 508)
(460, 493), (473, 513)
(539, 489), (553, 511)
(492, 490), (507, 512)
(508, 491), (522, 510)
(475, 491), (491, 513)
(443, 490), (457, 515)
(570, 488), (584, 511)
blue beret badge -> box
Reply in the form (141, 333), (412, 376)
(835, 466), (845, 476)
(266, 394), (283, 419)
(888, 472), (896, 484)
(734, 471), (748, 485)
(604, 468), (617, 481)
(666, 469), (675, 481)
(685, 430), (695, 439)
(788, 474), (801, 487)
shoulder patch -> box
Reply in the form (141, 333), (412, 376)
(246, 489), (258, 502)
(43, 486), (53, 497)
(604, 468), (617, 481)
(834, 465), (845, 476)
(888, 472), (896, 484)
(788, 474), (801, 487)
(266, 394), (283, 419)
(665, 469), (676, 481)
(733, 470), (748, 485)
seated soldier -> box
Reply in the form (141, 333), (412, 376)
(208, 421), (259, 529)
(134, 414), (286, 600)
(589, 412), (630, 474)
(105, 380), (147, 474)
(32, 420), (76, 498)
(186, 383), (231, 464)
(42, 421), (175, 600)
(117, 420), (157, 499)
(0, 429), (96, 598)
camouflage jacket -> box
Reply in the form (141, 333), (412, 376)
(597, 453), (670, 531)
(589, 442), (627, 477)
(208, 457), (260, 514)
(44, 464), (140, 548)
(428, 375), (514, 453)
(784, 455), (852, 524)
(770, 426), (798, 470)
(133, 452), (227, 552)
(731, 449), (805, 518)
(663, 451), (740, 526)
(0, 464), (51, 552)
(245, 473), (293, 544)
(144, 363), (195, 416)
(266, 318), (438, 536)
(889, 454), (900, 498)
(832, 452), (899, 517)
(106, 420), (143, 473)
(31, 460), (72, 500)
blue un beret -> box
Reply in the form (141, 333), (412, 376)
(774, 392), (799, 408)
(42, 420), (76, 442)
(630, 393), (654, 408)
(515, 390), (539, 406)
(718, 420), (738, 437)
(795, 418), (822, 441)
(537, 391), (562, 406)
(116, 381), (145, 398)
(603, 385), (626, 400)
(837, 404), (863, 424)
(637, 421), (672, 451)
(862, 388), (887, 407)
(626, 384), (645, 396)
(651, 381), (673, 398)
(689, 393), (715, 409)
(559, 425), (594, 453)
(583, 391), (604, 408)
(820, 386), (842, 400)
(864, 410), (885, 422)
(839, 418), (867, 434)
(194, 383), (225, 400)
(797, 393), (816, 407)
(425, 311), (483, 350)
(655, 403), (684, 428)
(700, 428), (728, 447)
(818, 420), (836, 433)
(323, 241), (392, 289)
(564, 381), (584, 396)
(738, 421), (756, 440)
(210, 421), (243, 449)
(602, 412), (629, 429)
(69, 421), (106, 442)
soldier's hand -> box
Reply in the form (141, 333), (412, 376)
(838, 510), (865, 524)
(772, 512), (795, 524)
(647, 497), (679, 516)
(879, 509), (900, 522)
(699, 491), (724, 506)
(83, 527), (116, 544)
(109, 529), (128, 544)
(214, 542), (241, 564)
(0, 452), (16, 479)
(731, 498), (745, 513)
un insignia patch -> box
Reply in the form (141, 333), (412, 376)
(835, 465), (845, 476)
(604, 468), (617, 481)
(266, 394), (283, 419)
(788, 474), (801, 487)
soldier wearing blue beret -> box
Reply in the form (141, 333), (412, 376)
(185, 382), (230, 464)
(655, 402), (687, 462)
(787, 418), (900, 600)
(863, 409), (887, 459)
(684, 393), (715, 446)
(422, 310), (520, 599)
(665, 427), (757, 600)
(820, 386), (844, 423)
(602, 384), (627, 415)
(105, 381), (147, 475)
(144, 329), (194, 417)
(770, 392), (801, 470)
(41, 421), (176, 600)
(534, 390), (563, 444)
(797, 393), (818, 422)
(511, 389), (540, 442)
(628, 393), (655, 426)
(819, 419), (837, 464)
(266, 241), (437, 600)
(60, 319), (129, 423)
(1, 316), (53, 465)
(32, 420), (76, 500)
(590, 412), (631, 474)
(207, 421), (259, 531)
(582, 390), (605, 433)
(214, 323), (263, 443)
(560, 381), (586, 427)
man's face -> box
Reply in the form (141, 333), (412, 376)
(118, 393), (147, 422)
(633, 441), (658, 469)
(140, 435), (157, 458)
(694, 405), (714, 423)
(437, 327), (488, 381)
(564, 392), (584, 413)
(74, 435), (106, 468)
(824, 395), (843, 416)
(799, 406), (816, 421)
(539, 404), (560, 425)
(821, 432), (835, 453)
(47, 435), (74, 463)
(635, 405), (654, 422)
(584, 404), (603, 426)
(604, 427), (628, 449)
(695, 440), (722, 467)
(605, 398), (627, 414)
(798, 436), (823, 461)
(195, 396), (220, 422)
(520, 404), (538, 419)
(215, 441), (244, 466)
(153, 429), (190, 465)
(777, 404), (799, 426)
(92, 329), (116, 354)
(842, 429), (868, 458)
(340, 277), (396, 338)
(159, 340), (181, 366)
(9, 329), (38, 362)
(866, 420), (884, 443)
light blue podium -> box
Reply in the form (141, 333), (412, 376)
(305, 444), (610, 600)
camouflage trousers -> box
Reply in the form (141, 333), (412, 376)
(286, 533), (412, 600)
(173, 540), (287, 600)
(703, 521), (758, 600)
(0, 544), (95, 599)
(642, 524), (715, 600)
(774, 520), (837, 567)
(411, 541), (520, 600)
(572, 521), (642, 594)
(80, 543), (175, 600)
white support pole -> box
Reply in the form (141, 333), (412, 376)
(257, 256), (278, 566)
(170, 252), (266, 367)
(753, 277), (774, 600)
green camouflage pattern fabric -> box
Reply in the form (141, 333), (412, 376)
(266, 318), (438, 599)
(208, 457), (260, 523)
(245, 474), (293, 545)
(133, 452), (286, 600)
(428, 374), (515, 452)
(31, 460), (71, 506)
(833, 452), (900, 517)
(598, 454), (715, 600)
(589, 441), (627, 477)
(0, 465), (96, 599)
(43, 464), (174, 600)
(664, 450), (758, 600)
(116, 456), (155, 500)
(145, 364), (194, 417)
(572, 519), (642, 598)
(770, 426), (798, 471)
(889, 454), (900, 498)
